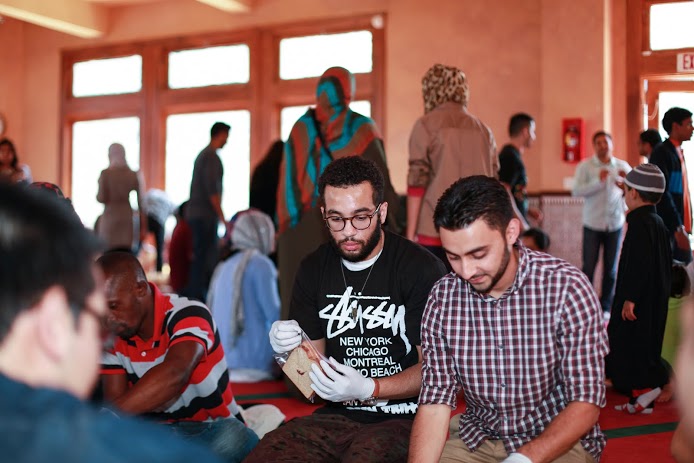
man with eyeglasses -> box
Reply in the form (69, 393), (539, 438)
(0, 183), (224, 463)
(245, 156), (446, 462)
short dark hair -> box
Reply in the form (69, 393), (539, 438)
(662, 107), (693, 135)
(434, 176), (514, 233)
(592, 131), (612, 144)
(0, 183), (102, 342)
(96, 251), (147, 284)
(0, 138), (18, 169)
(521, 228), (551, 251)
(626, 185), (663, 204)
(318, 156), (384, 206)
(508, 113), (534, 137)
(176, 200), (189, 219)
(639, 129), (662, 148)
(211, 122), (231, 138)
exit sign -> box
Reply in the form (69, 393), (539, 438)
(677, 53), (694, 73)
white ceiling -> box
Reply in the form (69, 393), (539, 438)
(0, 0), (253, 38)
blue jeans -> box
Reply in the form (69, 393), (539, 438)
(184, 218), (219, 301)
(582, 226), (621, 312)
(168, 418), (259, 463)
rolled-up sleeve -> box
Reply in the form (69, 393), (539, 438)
(557, 272), (608, 407)
(419, 280), (461, 408)
(101, 350), (126, 375)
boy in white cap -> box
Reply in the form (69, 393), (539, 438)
(606, 164), (672, 413)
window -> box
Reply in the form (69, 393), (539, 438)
(61, 16), (385, 238)
(279, 30), (373, 80)
(72, 55), (142, 97)
(165, 111), (251, 221)
(168, 44), (250, 89)
(71, 117), (141, 229)
(650, 2), (694, 51)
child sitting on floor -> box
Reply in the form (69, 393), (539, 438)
(606, 164), (672, 414)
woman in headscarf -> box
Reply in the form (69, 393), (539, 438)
(207, 209), (279, 382)
(406, 63), (497, 265)
(96, 142), (146, 252)
(276, 66), (400, 319)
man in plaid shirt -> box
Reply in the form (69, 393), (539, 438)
(409, 176), (608, 463)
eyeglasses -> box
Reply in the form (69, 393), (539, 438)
(324, 204), (382, 232)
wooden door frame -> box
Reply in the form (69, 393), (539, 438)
(627, 0), (694, 166)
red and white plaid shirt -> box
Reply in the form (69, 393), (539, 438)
(420, 245), (608, 461)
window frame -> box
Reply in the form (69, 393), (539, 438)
(59, 15), (385, 198)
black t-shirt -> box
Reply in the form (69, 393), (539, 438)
(498, 144), (528, 218)
(290, 231), (447, 423)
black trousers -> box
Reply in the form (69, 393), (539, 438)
(147, 215), (165, 272)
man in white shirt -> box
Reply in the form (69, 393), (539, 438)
(572, 131), (631, 314)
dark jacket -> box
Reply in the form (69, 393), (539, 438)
(650, 139), (687, 234)
(0, 373), (223, 463)
(606, 205), (671, 392)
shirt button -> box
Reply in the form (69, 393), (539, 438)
(501, 383), (506, 388)
(498, 344), (504, 350)
(141, 352), (147, 357)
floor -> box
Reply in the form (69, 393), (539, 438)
(233, 380), (679, 462)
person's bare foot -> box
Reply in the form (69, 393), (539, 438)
(656, 382), (674, 403)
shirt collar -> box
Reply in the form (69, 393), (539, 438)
(590, 154), (615, 166)
(148, 283), (171, 343)
(511, 243), (531, 294)
(343, 247), (383, 271)
(432, 101), (467, 113)
(465, 242), (530, 302)
(626, 204), (657, 223)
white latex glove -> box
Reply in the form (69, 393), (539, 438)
(502, 453), (532, 463)
(308, 357), (375, 403)
(269, 320), (302, 354)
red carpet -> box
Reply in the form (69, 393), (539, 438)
(602, 432), (676, 463)
(233, 381), (680, 462)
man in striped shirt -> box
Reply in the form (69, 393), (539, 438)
(98, 251), (258, 462)
(409, 176), (608, 463)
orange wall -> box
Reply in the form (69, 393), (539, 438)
(3, 0), (626, 193)
(0, 19), (26, 150)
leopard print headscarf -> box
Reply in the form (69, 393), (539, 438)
(422, 64), (469, 113)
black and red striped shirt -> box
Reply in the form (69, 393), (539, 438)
(101, 284), (237, 422)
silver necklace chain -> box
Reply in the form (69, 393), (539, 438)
(340, 261), (375, 320)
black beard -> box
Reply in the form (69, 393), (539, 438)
(477, 244), (511, 294)
(330, 222), (383, 263)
